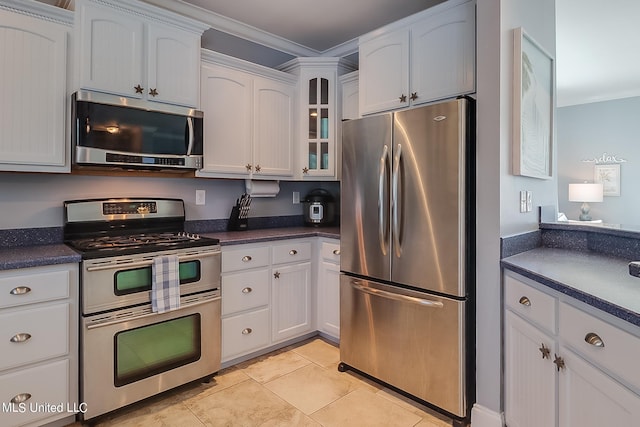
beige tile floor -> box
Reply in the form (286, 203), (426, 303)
(70, 337), (454, 427)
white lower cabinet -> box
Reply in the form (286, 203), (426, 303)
(221, 239), (314, 364)
(317, 239), (340, 340)
(504, 271), (640, 427)
(0, 263), (78, 427)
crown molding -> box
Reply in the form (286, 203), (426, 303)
(0, 0), (73, 25)
(201, 49), (297, 84)
(142, 0), (321, 58)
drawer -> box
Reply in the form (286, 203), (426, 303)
(0, 359), (70, 427)
(222, 308), (270, 361)
(222, 245), (270, 272)
(222, 269), (270, 315)
(321, 240), (340, 263)
(0, 268), (70, 309)
(0, 303), (69, 371)
(504, 274), (556, 334)
(272, 241), (312, 265)
(559, 301), (640, 391)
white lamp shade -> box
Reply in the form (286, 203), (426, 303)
(568, 183), (604, 203)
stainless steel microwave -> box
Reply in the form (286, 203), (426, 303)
(72, 91), (204, 170)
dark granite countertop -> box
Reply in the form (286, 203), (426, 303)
(203, 226), (340, 246)
(502, 247), (640, 327)
(0, 244), (82, 271)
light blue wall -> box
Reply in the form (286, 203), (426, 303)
(0, 173), (338, 229)
(557, 96), (640, 225)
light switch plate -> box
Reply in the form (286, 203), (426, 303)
(195, 190), (205, 205)
(293, 191), (300, 204)
(526, 191), (532, 212)
(519, 191), (527, 213)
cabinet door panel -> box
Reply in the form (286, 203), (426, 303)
(200, 64), (253, 175)
(559, 347), (640, 427)
(253, 77), (294, 177)
(272, 262), (311, 342)
(77, 3), (143, 97)
(0, 11), (67, 170)
(147, 25), (199, 107)
(504, 310), (556, 427)
(318, 261), (340, 338)
(410, 1), (475, 104)
(359, 30), (410, 115)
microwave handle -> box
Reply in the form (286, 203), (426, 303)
(186, 117), (194, 156)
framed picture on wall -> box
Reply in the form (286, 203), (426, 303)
(594, 164), (621, 196)
(512, 27), (555, 180)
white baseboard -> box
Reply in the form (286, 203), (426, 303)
(471, 404), (504, 427)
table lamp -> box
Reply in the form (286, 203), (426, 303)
(568, 183), (603, 221)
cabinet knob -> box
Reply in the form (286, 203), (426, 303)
(538, 342), (550, 359)
(333, 249), (341, 255)
(10, 393), (31, 404)
(518, 296), (531, 307)
(410, 92), (418, 101)
(255, 165), (261, 172)
(273, 271), (280, 279)
(149, 88), (158, 97)
(584, 332), (605, 348)
(302, 167), (309, 174)
(242, 255), (252, 262)
(289, 249), (298, 255)
(553, 354), (565, 372)
(246, 164), (253, 171)
(242, 287), (252, 294)
(399, 94), (407, 103)
(134, 84), (144, 94)
(242, 328), (252, 335)
(10, 286), (31, 295)
(10, 333), (32, 343)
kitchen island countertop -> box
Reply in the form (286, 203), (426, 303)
(203, 226), (339, 245)
(502, 247), (640, 327)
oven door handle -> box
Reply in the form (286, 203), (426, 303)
(85, 249), (220, 272)
(85, 295), (221, 330)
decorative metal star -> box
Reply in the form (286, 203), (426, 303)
(134, 84), (144, 94)
(273, 271), (280, 279)
(399, 94), (407, 103)
(302, 167), (309, 174)
(149, 88), (158, 97)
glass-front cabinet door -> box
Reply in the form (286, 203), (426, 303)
(279, 58), (356, 180)
(307, 77), (331, 175)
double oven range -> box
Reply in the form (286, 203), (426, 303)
(64, 198), (221, 421)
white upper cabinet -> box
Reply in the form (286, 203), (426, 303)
(75, 0), (207, 108)
(359, 0), (475, 115)
(198, 51), (296, 180)
(279, 58), (356, 180)
(0, 5), (70, 172)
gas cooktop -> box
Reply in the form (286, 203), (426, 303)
(63, 198), (219, 258)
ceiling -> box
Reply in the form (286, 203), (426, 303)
(37, 0), (640, 106)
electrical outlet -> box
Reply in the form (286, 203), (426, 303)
(519, 191), (527, 213)
(293, 191), (300, 204)
(526, 191), (532, 212)
(195, 190), (205, 205)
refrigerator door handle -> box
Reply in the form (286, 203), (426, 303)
(392, 143), (402, 258)
(378, 144), (389, 255)
(351, 281), (444, 308)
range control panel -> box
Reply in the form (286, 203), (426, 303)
(103, 201), (158, 215)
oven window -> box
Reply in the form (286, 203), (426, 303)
(114, 314), (201, 387)
(114, 261), (201, 295)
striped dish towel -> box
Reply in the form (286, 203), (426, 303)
(151, 255), (180, 313)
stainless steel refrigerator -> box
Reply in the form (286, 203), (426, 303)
(339, 97), (474, 425)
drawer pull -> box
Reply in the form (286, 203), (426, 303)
(242, 328), (252, 335)
(242, 287), (253, 294)
(585, 332), (605, 348)
(10, 333), (32, 343)
(333, 249), (341, 255)
(539, 342), (551, 359)
(553, 354), (565, 372)
(518, 296), (531, 307)
(10, 393), (31, 404)
(10, 286), (31, 295)
(289, 249), (298, 255)
(242, 256), (252, 262)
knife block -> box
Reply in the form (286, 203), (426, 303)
(227, 206), (248, 231)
